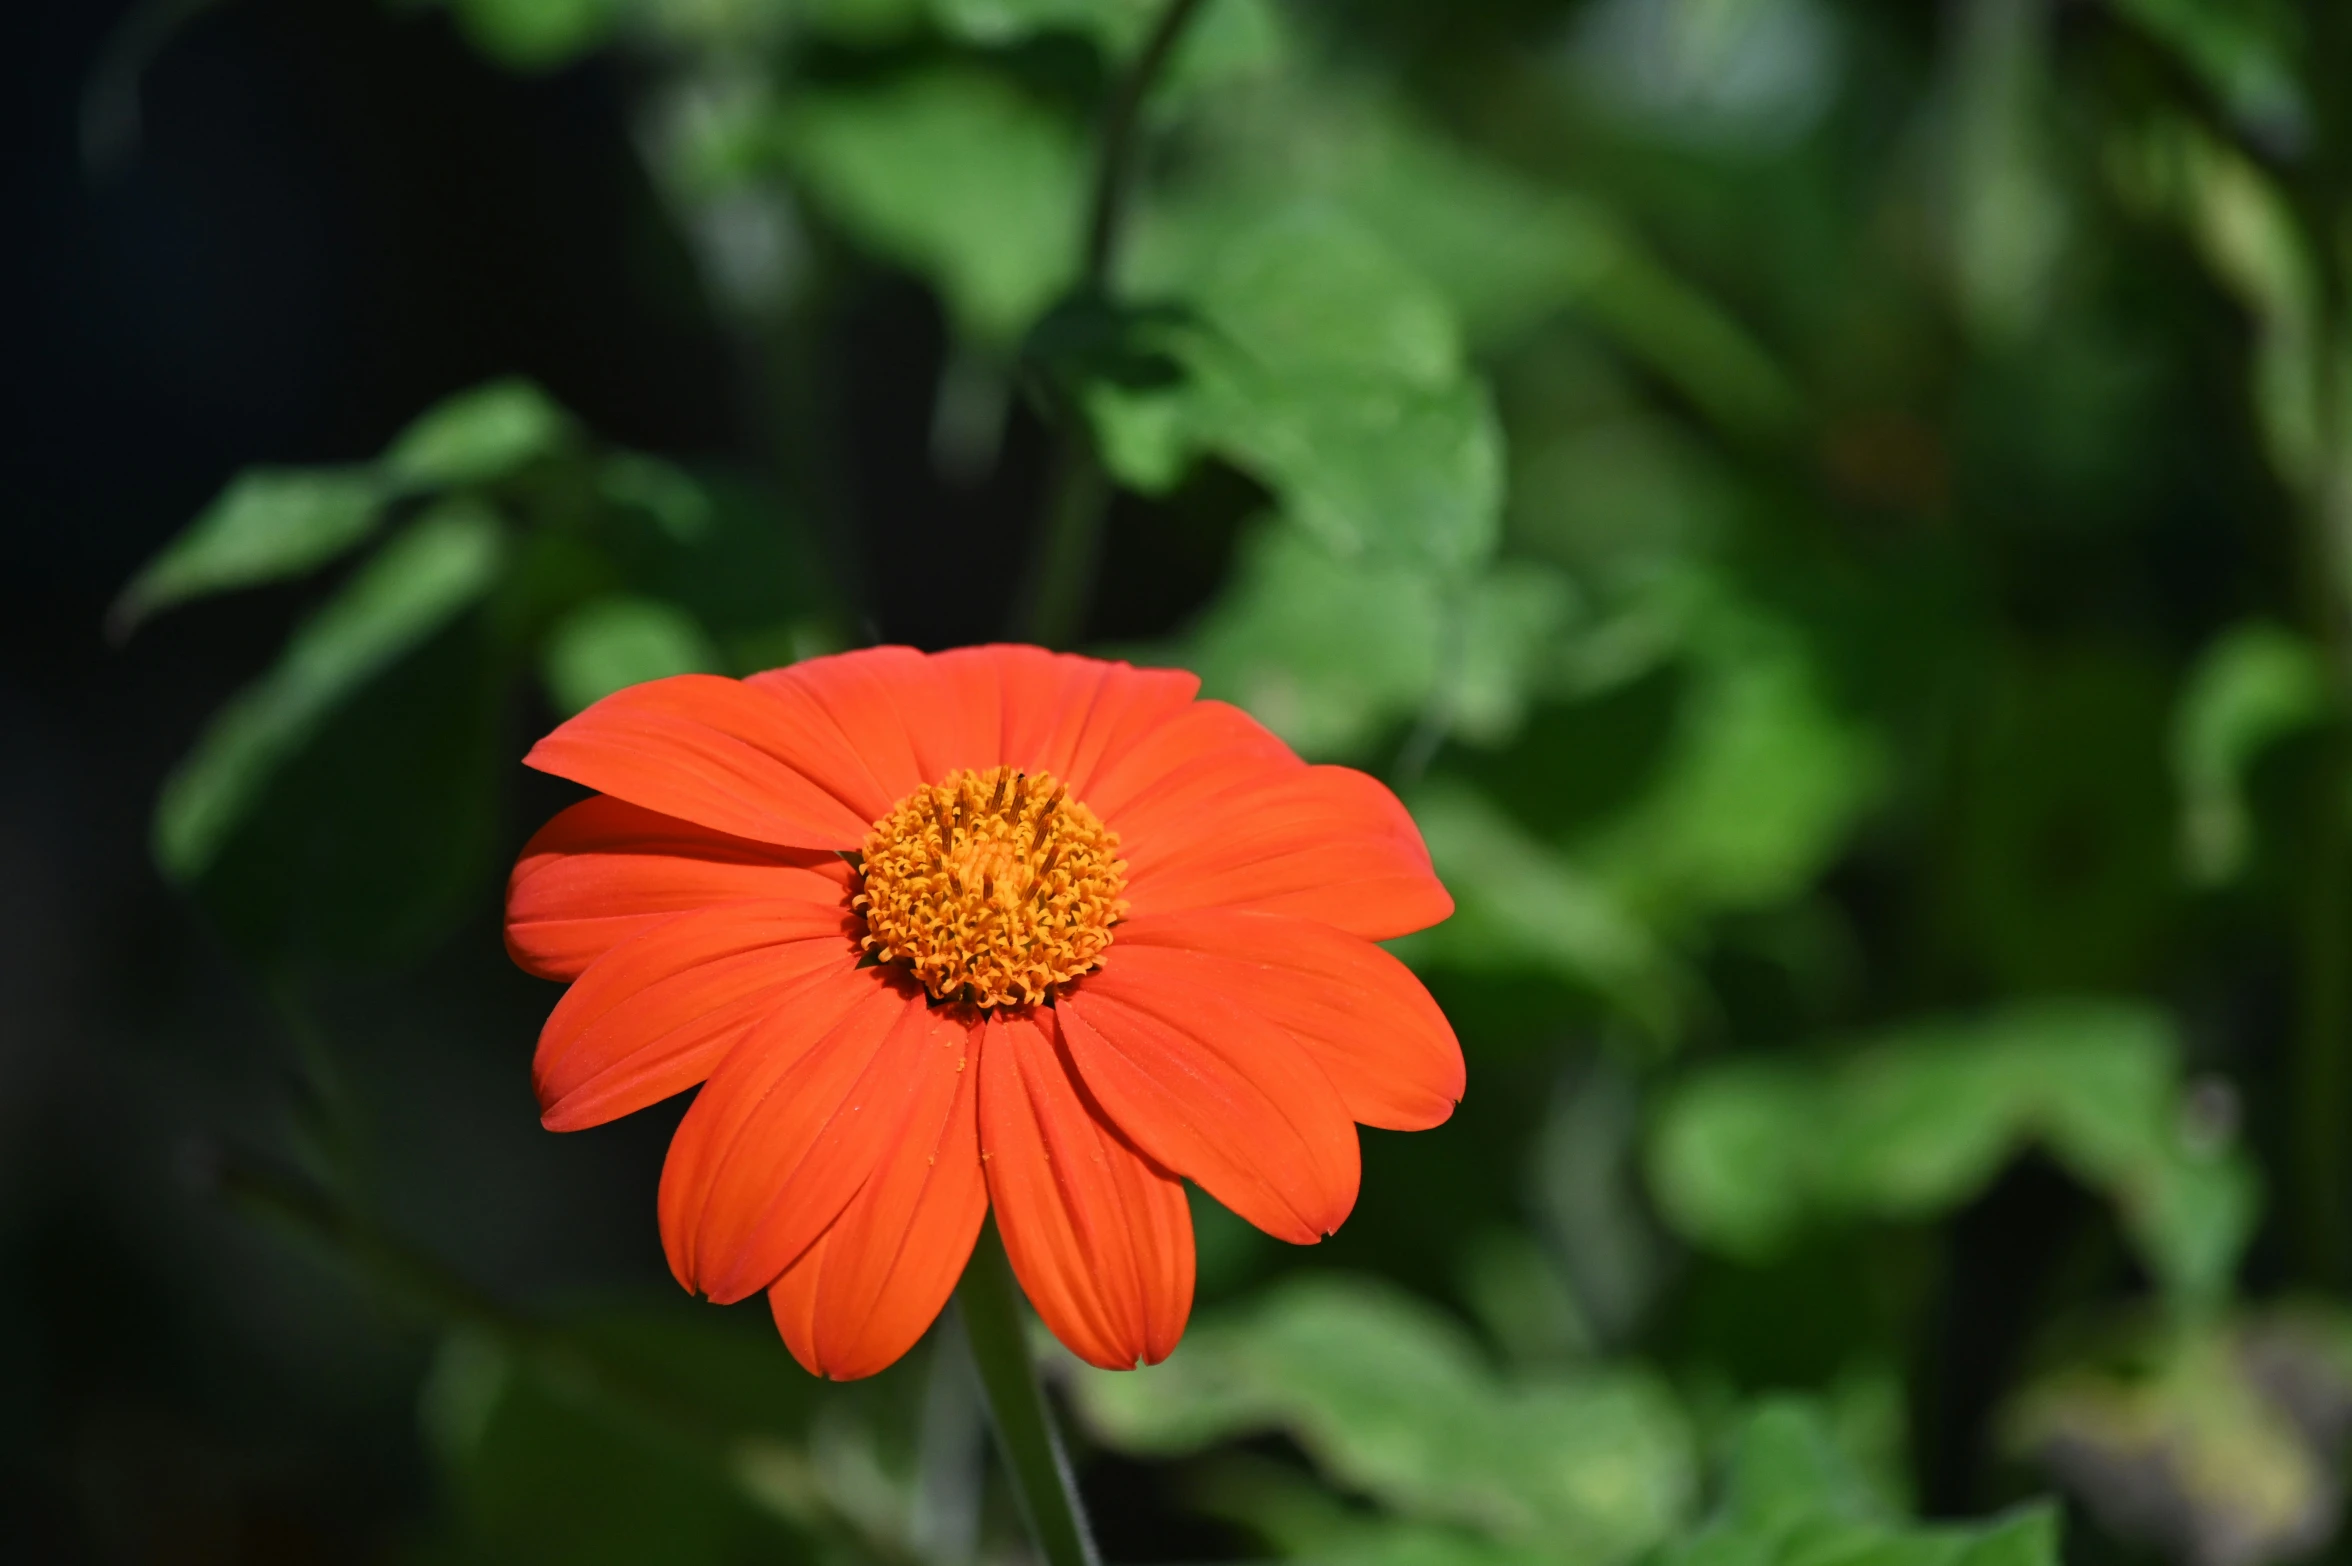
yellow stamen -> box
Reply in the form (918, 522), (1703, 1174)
(853, 766), (1126, 1008)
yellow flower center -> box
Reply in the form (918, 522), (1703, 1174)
(854, 765), (1126, 1009)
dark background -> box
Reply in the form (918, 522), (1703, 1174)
(6, 2), (2339, 1562)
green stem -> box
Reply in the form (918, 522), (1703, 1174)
(956, 1219), (1100, 1566)
(1014, 0), (1209, 648)
(1015, 443), (1113, 650)
(1082, 0), (1209, 288)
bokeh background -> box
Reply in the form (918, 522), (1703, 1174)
(12, 1), (2352, 1563)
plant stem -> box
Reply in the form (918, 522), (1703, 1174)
(1015, 0), (1208, 648)
(1015, 442), (1113, 649)
(1082, 0), (1208, 289)
(956, 1219), (1100, 1566)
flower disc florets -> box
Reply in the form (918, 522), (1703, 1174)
(854, 765), (1126, 1008)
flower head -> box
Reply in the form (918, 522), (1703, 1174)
(507, 646), (1461, 1379)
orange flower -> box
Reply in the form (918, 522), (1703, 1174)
(506, 646), (1462, 1379)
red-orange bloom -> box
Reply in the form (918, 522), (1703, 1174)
(506, 646), (1461, 1379)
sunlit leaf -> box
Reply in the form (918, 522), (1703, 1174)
(542, 594), (725, 715)
(384, 378), (578, 493)
(1181, 523), (1574, 760)
(1144, 89), (1799, 433)
(785, 69), (1085, 343)
(440, 0), (621, 70)
(1093, 207), (1505, 571)
(1070, 1274), (1697, 1561)
(1647, 1001), (2258, 1308)
(154, 501), (508, 884)
(1576, 577), (1883, 927)
(1188, 1456), (1538, 1566)
(929, 0), (1284, 90)
(2172, 620), (2327, 885)
(1667, 1401), (2058, 1566)
(929, 0), (1156, 48)
(109, 466), (385, 635)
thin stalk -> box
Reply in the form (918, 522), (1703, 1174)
(1014, 0), (1209, 648)
(1082, 0), (1209, 288)
(956, 1220), (1100, 1566)
(1015, 443), (1114, 650)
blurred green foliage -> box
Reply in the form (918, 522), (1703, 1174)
(119, 0), (2352, 1562)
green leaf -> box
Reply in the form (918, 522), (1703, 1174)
(1180, 523), (1573, 760)
(1188, 1458), (1537, 1566)
(1646, 1001), (2258, 1308)
(1667, 1401), (2059, 1566)
(929, 0), (1286, 89)
(1093, 207), (1505, 571)
(2171, 620), (2327, 884)
(596, 452), (714, 543)
(785, 70), (1085, 344)
(440, 0), (621, 71)
(1396, 781), (1688, 1040)
(2107, 0), (2307, 145)
(929, 0), (1159, 49)
(418, 1305), (827, 1565)
(1072, 1275), (1698, 1561)
(1575, 579), (1882, 928)
(110, 466), (385, 635)
(383, 378), (577, 493)
(154, 501), (508, 884)
(541, 595), (725, 715)
(1145, 89), (1798, 433)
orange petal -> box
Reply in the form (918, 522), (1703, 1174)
(656, 965), (904, 1291)
(1057, 963), (1359, 1244)
(766, 1227), (828, 1378)
(981, 1010), (1193, 1369)
(1122, 765), (1453, 940)
(505, 795), (853, 981)
(1083, 699), (1303, 827)
(766, 1027), (987, 1380)
(990, 648), (1199, 796)
(523, 674), (890, 848)
(910, 645), (1012, 781)
(534, 900), (862, 1131)
(1115, 912), (1463, 1132)
(752, 644), (1030, 796)
(749, 647), (934, 805)
(670, 982), (977, 1304)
